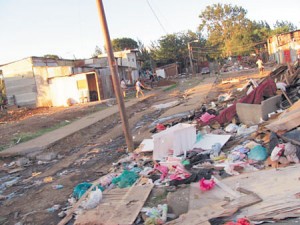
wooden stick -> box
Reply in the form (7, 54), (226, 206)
(282, 90), (293, 106)
(57, 178), (103, 225)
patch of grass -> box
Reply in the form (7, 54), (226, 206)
(11, 120), (71, 145)
(163, 84), (178, 92)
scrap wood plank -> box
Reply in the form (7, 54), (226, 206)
(168, 187), (261, 225)
(186, 175), (262, 225)
(248, 205), (300, 221)
(166, 201), (234, 225)
(221, 164), (300, 222)
(75, 183), (154, 225)
(265, 105), (300, 132)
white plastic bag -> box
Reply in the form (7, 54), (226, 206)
(81, 188), (102, 209)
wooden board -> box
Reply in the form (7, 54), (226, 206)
(75, 183), (154, 225)
(169, 177), (262, 225)
(266, 99), (300, 132)
(221, 164), (300, 221)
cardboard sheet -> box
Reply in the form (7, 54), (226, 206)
(192, 134), (231, 150)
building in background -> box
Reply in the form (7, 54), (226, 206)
(98, 49), (140, 84)
(0, 56), (114, 107)
(267, 30), (300, 64)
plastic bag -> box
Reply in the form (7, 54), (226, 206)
(225, 123), (239, 133)
(248, 145), (267, 161)
(73, 182), (104, 199)
(81, 188), (102, 209)
(112, 170), (139, 188)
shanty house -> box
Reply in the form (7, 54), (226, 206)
(155, 63), (178, 78)
(0, 57), (114, 107)
(267, 30), (300, 64)
(98, 49), (140, 84)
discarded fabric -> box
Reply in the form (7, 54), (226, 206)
(199, 178), (215, 191)
(199, 112), (216, 123)
(224, 218), (251, 225)
(270, 144), (285, 161)
(154, 164), (169, 180)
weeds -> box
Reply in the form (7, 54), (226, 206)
(11, 120), (71, 145)
(163, 84), (178, 92)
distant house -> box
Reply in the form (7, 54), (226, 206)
(98, 49), (140, 84)
(267, 29), (300, 64)
(155, 63), (178, 78)
(0, 56), (114, 107)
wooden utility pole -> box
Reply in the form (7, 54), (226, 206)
(95, 0), (134, 151)
(188, 42), (194, 76)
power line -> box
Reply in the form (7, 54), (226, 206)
(150, 0), (175, 32)
(146, 0), (168, 34)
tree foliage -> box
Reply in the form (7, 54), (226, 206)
(198, 4), (257, 57)
(136, 39), (152, 71)
(111, 38), (138, 51)
(91, 45), (103, 58)
(251, 20), (271, 42)
(272, 20), (298, 35)
(150, 31), (204, 67)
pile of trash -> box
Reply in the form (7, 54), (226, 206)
(56, 62), (300, 225)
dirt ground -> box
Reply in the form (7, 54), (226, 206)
(0, 71), (271, 225)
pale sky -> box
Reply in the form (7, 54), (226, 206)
(0, 0), (299, 65)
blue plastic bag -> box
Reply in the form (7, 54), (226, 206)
(73, 182), (104, 199)
(248, 145), (268, 161)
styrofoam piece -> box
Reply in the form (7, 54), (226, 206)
(139, 139), (154, 152)
(152, 123), (196, 160)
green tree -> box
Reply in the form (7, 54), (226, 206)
(251, 20), (271, 42)
(136, 39), (152, 71)
(150, 31), (203, 68)
(111, 38), (138, 51)
(198, 3), (253, 57)
(272, 20), (297, 35)
(91, 45), (103, 58)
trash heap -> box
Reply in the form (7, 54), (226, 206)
(58, 62), (300, 225)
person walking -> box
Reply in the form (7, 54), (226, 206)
(135, 78), (145, 98)
(149, 73), (155, 88)
(256, 58), (264, 75)
(120, 78), (127, 98)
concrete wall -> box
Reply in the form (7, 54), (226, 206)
(33, 66), (79, 107)
(0, 58), (37, 106)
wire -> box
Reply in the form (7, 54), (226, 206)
(146, 0), (168, 34)
(150, 0), (175, 32)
